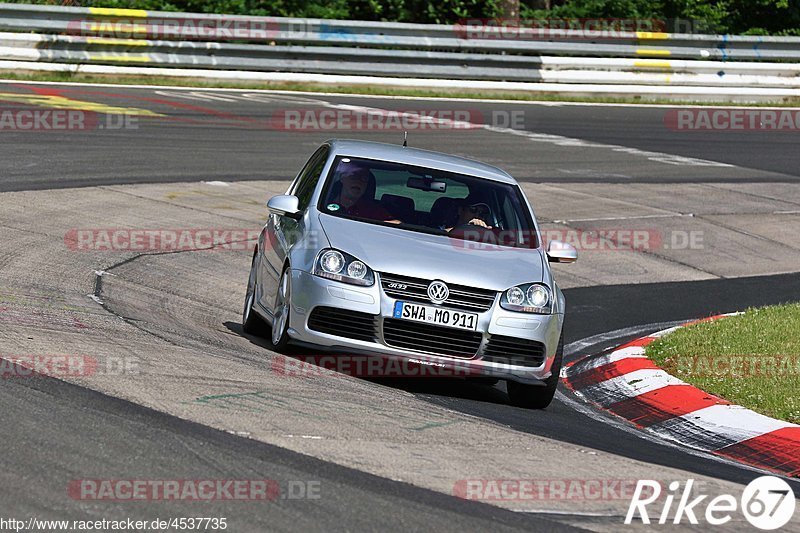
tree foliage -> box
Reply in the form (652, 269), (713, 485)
(13, 0), (800, 34)
(521, 0), (800, 34)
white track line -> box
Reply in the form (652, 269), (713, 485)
(4, 77), (800, 110)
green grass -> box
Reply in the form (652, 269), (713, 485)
(5, 69), (800, 107)
(646, 304), (800, 424)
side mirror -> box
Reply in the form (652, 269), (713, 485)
(267, 195), (301, 220)
(546, 240), (577, 263)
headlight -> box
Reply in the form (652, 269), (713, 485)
(500, 283), (552, 314)
(347, 260), (368, 279)
(506, 286), (525, 306)
(527, 285), (549, 308)
(314, 248), (374, 286)
(320, 250), (345, 274)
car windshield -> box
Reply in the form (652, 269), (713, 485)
(317, 156), (538, 248)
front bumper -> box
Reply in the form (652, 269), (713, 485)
(286, 269), (563, 385)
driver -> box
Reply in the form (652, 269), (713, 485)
(446, 200), (493, 232)
(330, 165), (395, 221)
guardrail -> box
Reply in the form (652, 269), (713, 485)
(4, 3), (800, 60)
(1, 3), (800, 100)
(2, 31), (799, 88)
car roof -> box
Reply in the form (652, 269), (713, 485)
(326, 139), (518, 185)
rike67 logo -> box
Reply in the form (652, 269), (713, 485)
(626, 476), (796, 530)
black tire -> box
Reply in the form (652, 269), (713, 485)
(506, 331), (564, 409)
(242, 251), (268, 336)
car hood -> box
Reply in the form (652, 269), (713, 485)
(318, 214), (544, 291)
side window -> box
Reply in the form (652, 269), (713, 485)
(500, 192), (537, 248)
(291, 146), (330, 211)
(499, 194), (519, 232)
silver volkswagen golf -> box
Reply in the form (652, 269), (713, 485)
(243, 139), (577, 408)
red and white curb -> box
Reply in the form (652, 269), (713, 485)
(562, 315), (800, 478)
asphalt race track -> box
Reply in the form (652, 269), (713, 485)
(2, 83), (800, 193)
(1, 81), (800, 532)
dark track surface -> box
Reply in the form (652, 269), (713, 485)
(3, 274), (799, 531)
(1, 82), (798, 192)
(0, 367), (575, 531)
(345, 98), (800, 180)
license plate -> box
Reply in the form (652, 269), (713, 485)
(393, 301), (478, 331)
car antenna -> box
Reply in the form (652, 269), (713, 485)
(403, 131), (408, 147)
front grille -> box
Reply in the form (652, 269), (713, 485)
(482, 335), (546, 367)
(380, 273), (496, 312)
(307, 307), (378, 343)
(382, 318), (483, 358)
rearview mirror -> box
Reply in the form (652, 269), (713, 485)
(546, 240), (577, 263)
(407, 176), (447, 192)
(267, 195), (301, 220)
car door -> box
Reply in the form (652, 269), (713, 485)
(259, 145), (330, 316)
